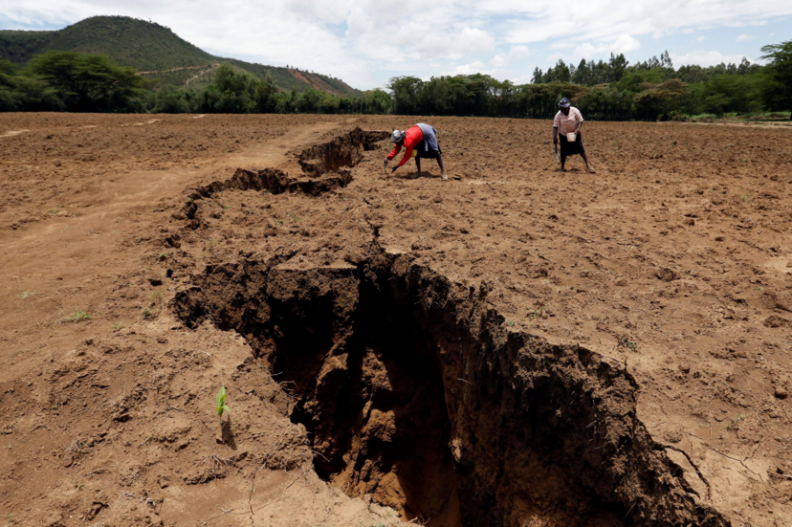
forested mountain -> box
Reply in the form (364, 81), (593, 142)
(0, 16), (359, 96)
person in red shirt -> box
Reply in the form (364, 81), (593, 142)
(384, 123), (448, 180)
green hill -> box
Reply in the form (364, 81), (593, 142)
(0, 16), (360, 96)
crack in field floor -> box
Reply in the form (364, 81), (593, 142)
(175, 252), (729, 527)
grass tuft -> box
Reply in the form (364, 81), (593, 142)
(66, 311), (91, 322)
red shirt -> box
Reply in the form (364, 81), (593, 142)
(386, 125), (423, 167)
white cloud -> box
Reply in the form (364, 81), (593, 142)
(500, 0), (792, 45)
(671, 50), (752, 67)
(736, 34), (754, 41)
(490, 54), (508, 68)
(697, 36), (705, 42)
(572, 34), (640, 60)
(509, 45), (530, 59)
(454, 61), (486, 75)
(546, 53), (563, 63)
(612, 34), (641, 53)
(458, 27), (495, 54)
(485, 46), (529, 70)
(573, 43), (601, 60)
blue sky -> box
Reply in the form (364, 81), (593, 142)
(2, 1), (790, 90)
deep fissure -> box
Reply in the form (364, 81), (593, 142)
(177, 128), (389, 225)
(174, 253), (729, 527)
(272, 268), (461, 525)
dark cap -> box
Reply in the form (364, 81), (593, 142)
(558, 97), (571, 108)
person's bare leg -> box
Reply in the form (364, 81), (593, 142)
(413, 157), (421, 179)
(580, 151), (595, 172)
(436, 153), (447, 180)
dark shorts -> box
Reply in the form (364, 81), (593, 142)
(559, 132), (585, 160)
(416, 141), (442, 159)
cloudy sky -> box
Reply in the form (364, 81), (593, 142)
(2, 0), (790, 90)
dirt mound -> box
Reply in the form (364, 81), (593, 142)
(174, 249), (726, 527)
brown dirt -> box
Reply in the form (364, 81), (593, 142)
(1, 113), (791, 527)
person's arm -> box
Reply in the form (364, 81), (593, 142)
(575, 110), (584, 133)
(386, 144), (401, 161)
(384, 144), (402, 172)
(392, 128), (421, 171)
(397, 144), (414, 166)
(390, 144), (414, 172)
(553, 112), (560, 144)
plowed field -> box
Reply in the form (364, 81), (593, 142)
(1, 113), (791, 527)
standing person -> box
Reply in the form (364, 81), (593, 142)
(384, 123), (448, 180)
(553, 98), (595, 173)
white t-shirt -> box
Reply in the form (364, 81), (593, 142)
(554, 107), (584, 135)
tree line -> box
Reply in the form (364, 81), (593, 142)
(0, 52), (392, 115)
(1, 44), (790, 120)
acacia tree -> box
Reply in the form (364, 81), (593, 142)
(761, 40), (792, 119)
(27, 51), (148, 111)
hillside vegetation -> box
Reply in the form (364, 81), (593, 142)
(1, 17), (789, 121)
(0, 16), (359, 96)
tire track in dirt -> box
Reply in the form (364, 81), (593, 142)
(0, 129), (29, 137)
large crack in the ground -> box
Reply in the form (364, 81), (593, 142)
(298, 128), (389, 175)
(173, 248), (729, 527)
(176, 128), (389, 226)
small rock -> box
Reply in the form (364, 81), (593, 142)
(57, 210), (70, 217)
(679, 363), (691, 374)
(664, 428), (684, 444)
(774, 387), (788, 399)
(656, 268), (678, 282)
(764, 315), (790, 329)
(683, 218), (695, 226)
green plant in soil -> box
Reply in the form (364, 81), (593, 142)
(216, 385), (230, 426)
(727, 414), (745, 431)
(66, 310), (91, 322)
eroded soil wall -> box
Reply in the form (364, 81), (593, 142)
(175, 249), (728, 527)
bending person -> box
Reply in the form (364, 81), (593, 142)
(553, 98), (595, 173)
(384, 123), (448, 180)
